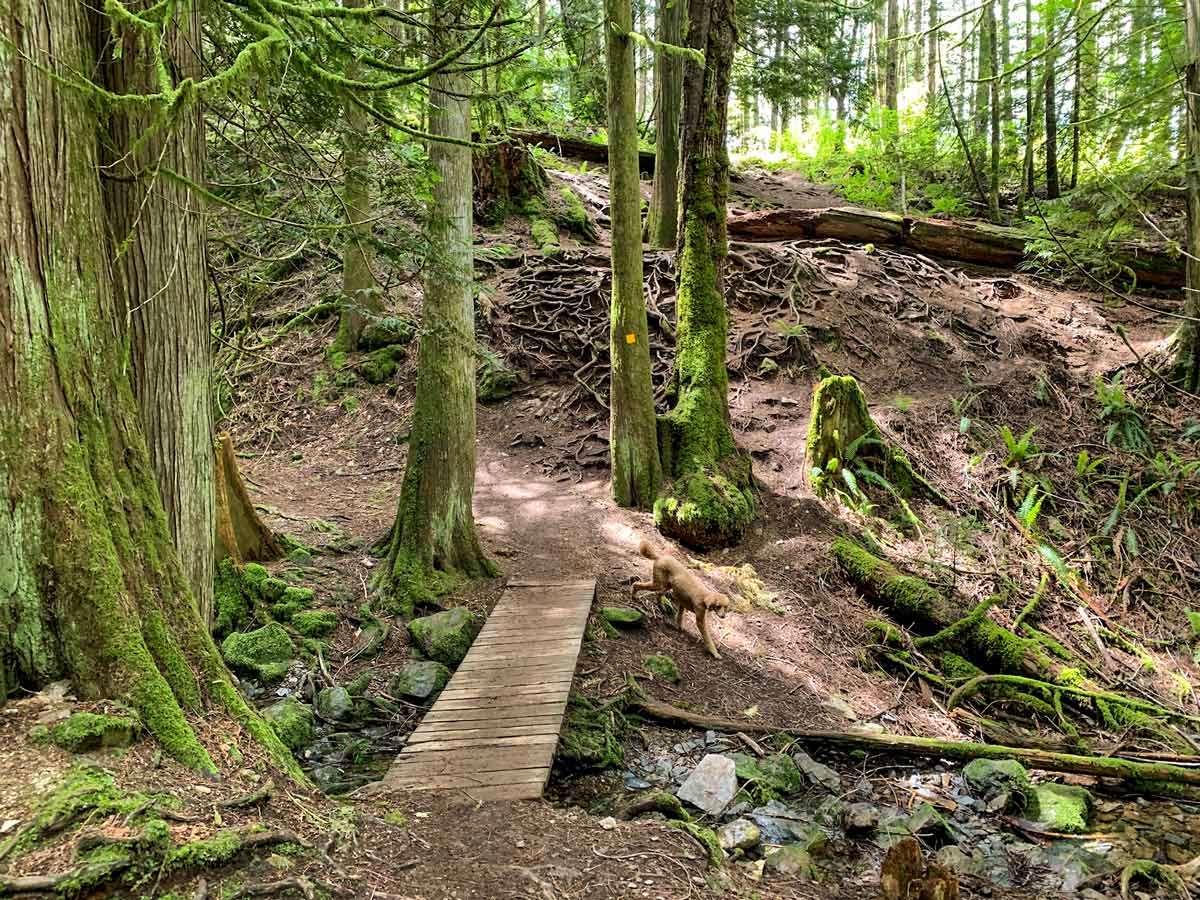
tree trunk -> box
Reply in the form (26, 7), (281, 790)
(99, 0), (215, 623)
(988, 0), (1001, 221)
(214, 434), (284, 565)
(926, 0), (938, 111)
(1173, 0), (1200, 390)
(333, 0), (380, 357)
(1021, 0), (1036, 204)
(974, 9), (991, 138)
(885, 0), (900, 111)
(645, 0), (685, 248)
(913, 0), (924, 81)
(0, 0), (294, 775)
(606, 0), (663, 508)
(382, 8), (497, 615)
(1044, 3), (1060, 199)
(655, 0), (754, 550)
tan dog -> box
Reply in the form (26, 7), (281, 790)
(632, 540), (731, 659)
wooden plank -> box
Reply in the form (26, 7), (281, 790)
(455, 658), (580, 674)
(409, 722), (562, 742)
(414, 715), (564, 734)
(439, 783), (546, 801)
(388, 746), (555, 775)
(437, 680), (574, 699)
(380, 769), (548, 790)
(403, 734), (560, 753)
(420, 698), (568, 719)
(465, 644), (581, 659)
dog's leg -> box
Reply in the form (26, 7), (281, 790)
(672, 601), (684, 630)
(697, 608), (722, 659)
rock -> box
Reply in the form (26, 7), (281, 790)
(407, 607), (480, 666)
(821, 696), (858, 721)
(764, 846), (817, 880)
(1027, 783), (1092, 834)
(844, 802), (881, 834)
(962, 759), (1030, 811)
(750, 799), (813, 844)
(360, 316), (414, 351)
(599, 816), (617, 830)
(261, 698), (315, 751)
(43, 711), (139, 753)
(291, 609), (338, 638)
(644, 654), (680, 683)
(793, 750), (842, 792)
(221, 623), (296, 683)
(389, 660), (451, 700)
(315, 686), (354, 723)
(730, 752), (804, 795)
(676, 754), (737, 815)
(477, 361), (520, 403)
(935, 845), (974, 875)
(718, 819), (761, 851)
(600, 607), (643, 627)
(360, 345), (405, 384)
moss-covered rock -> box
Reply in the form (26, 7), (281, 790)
(668, 821), (726, 868)
(389, 660), (451, 700)
(731, 752), (804, 795)
(1027, 783), (1092, 834)
(654, 461), (755, 550)
(44, 711), (140, 753)
(644, 654), (681, 683)
(559, 693), (625, 769)
(221, 623), (296, 683)
(407, 607), (480, 666)
(600, 607), (644, 627)
(550, 184), (598, 241)
(765, 845), (818, 879)
(360, 345), (405, 384)
(261, 698), (314, 751)
(360, 316), (415, 351)
(315, 686), (355, 723)
(477, 357), (520, 403)
(213, 559), (248, 638)
(963, 758), (1030, 808)
(291, 609), (338, 638)
(530, 216), (561, 255)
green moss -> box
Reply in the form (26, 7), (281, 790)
(359, 316), (415, 351)
(242, 563), (270, 596)
(261, 577), (290, 603)
(558, 692), (625, 769)
(162, 829), (243, 873)
(407, 607), (479, 666)
(213, 559), (247, 638)
(653, 458), (755, 550)
(866, 620), (904, 647)
(291, 609), (338, 638)
(1055, 667), (1085, 687)
(530, 217), (561, 254)
(261, 697), (315, 751)
(271, 600), (305, 623)
(644, 654), (680, 682)
(220, 623), (295, 683)
(360, 346), (403, 384)
(1027, 783), (1092, 834)
(668, 821), (725, 868)
(47, 711), (140, 753)
(1187, 609), (1200, 639)
(600, 607), (644, 626)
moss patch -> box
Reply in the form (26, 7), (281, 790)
(261, 697), (315, 751)
(291, 609), (338, 638)
(654, 459), (755, 550)
(644, 654), (681, 683)
(407, 608), (480, 666)
(221, 623), (296, 683)
(558, 692), (625, 769)
(1027, 783), (1092, 834)
(45, 711), (140, 753)
(360, 346), (404, 384)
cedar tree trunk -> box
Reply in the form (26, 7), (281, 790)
(645, 0), (685, 248)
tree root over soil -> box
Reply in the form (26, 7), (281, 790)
(832, 538), (1198, 747)
(632, 697), (1200, 789)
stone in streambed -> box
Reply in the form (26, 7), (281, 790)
(221, 623), (295, 683)
(407, 607), (480, 666)
(1027, 783), (1092, 834)
(389, 661), (451, 700)
(261, 697), (315, 751)
(676, 754), (737, 815)
(962, 758), (1030, 812)
(315, 686), (354, 723)
(765, 846), (818, 880)
(793, 750), (841, 792)
(718, 818), (761, 851)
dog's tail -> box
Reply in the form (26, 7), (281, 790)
(638, 539), (658, 560)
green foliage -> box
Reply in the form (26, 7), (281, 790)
(1095, 374), (1151, 453)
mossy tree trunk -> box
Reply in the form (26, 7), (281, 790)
(381, 9), (497, 615)
(0, 0), (295, 776)
(333, 0), (381, 358)
(645, 0), (685, 249)
(1044, 2), (1060, 200)
(99, 0), (216, 623)
(1173, 0), (1200, 391)
(653, 0), (754, 550)
(606, 0), (663, 509)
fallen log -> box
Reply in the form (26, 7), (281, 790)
(632, 696), (1200, 787)
(510, 130), (656, 175)
(727, 206), (1185, 288)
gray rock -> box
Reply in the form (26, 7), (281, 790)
(962, 758), (1030, 808)
(676, 754), (737, 815)
(718, 819), (761, 851)
(750, 799), (813, 844)
(844, 802), (880, 834)
(764, 846), (817, 879)
(389, 660), (451, 700)
(793, 751), (842, 792)
(315, 686), (354, 722)
(821, 696), (857, 721)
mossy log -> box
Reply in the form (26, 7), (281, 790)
(214, 433), (283, 567)
(510, 129), (657, 174)
(726, 206), (1184, 288)
(632, 697), (1200, 788)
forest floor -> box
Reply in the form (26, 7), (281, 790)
(3, 156), (1199, 899)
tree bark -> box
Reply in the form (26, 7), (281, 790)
(988, 0), (1001, 221)
(645, 0), (685, 248)
(0, 0), (294, 775)
(511, 130), (656, 173)
(606, 0), (663, 508)
(655, 0), (754, 550)
(926, 0), (938, 111)
(1044, 2), (1061, 199)
(333, 0), (380, 357)
(885, 0), (900, 111)
(382, 5), (497, 614)
(214, 433), (284, 565)
(99, 0), (215, 623)
(1173, 0), (1200, 390)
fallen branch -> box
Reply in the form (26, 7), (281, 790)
(633, 696), (1200, 787)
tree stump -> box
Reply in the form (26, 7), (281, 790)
(214, 432), (283, 566)
(472, 139), (546, 225)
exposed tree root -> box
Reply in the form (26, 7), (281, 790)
(1120, 856), (1198, 900)
(632, 697), (1200, 787)
(228, 877), (318, 900)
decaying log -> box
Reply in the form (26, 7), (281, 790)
(214, 432), (283, 565)
(510, 130), (656, 174)
(727, 206), (1184, 288)
(632, 696), (1200, 787)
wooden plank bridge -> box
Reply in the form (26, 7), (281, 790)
(376, 579), (597, 801)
